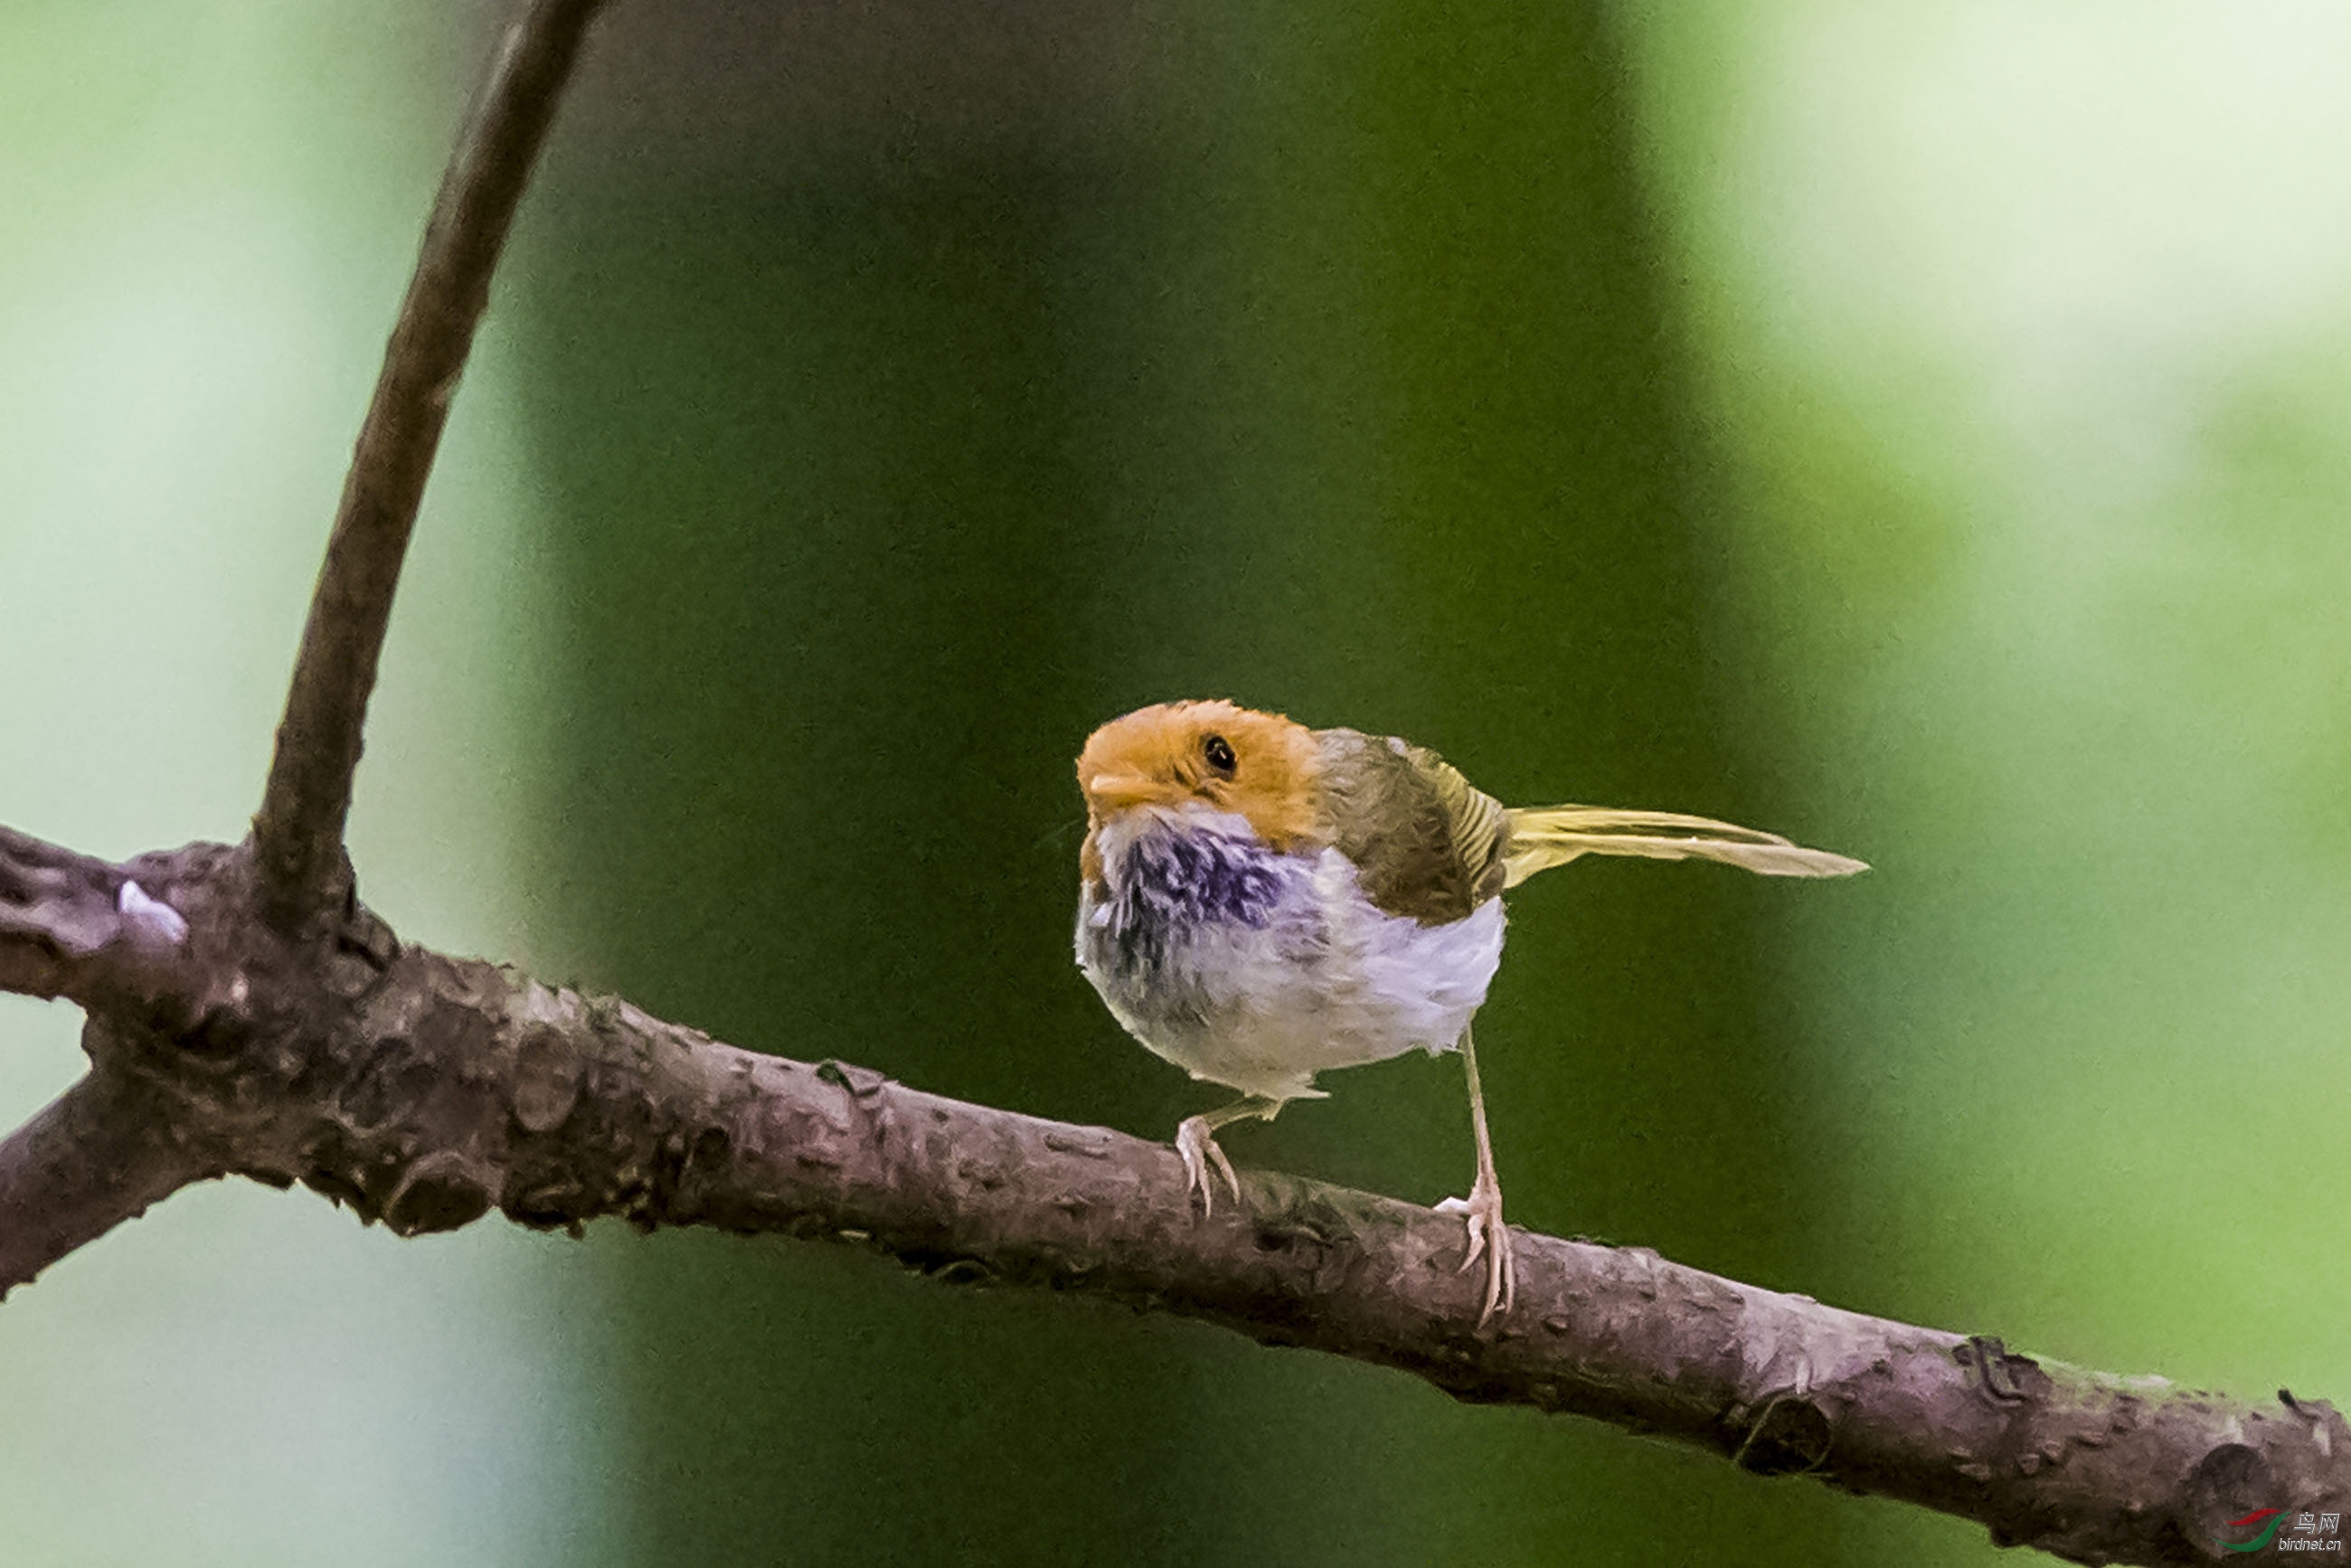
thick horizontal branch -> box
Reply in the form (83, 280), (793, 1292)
(250, 0), (608, 933)
(0, 827), (2340, 1566)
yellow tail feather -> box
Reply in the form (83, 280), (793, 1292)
(1499, 805), (1867, 887)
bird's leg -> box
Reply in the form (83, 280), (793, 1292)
(1434, 1024), (1515, 1326)
(1176, 1096), (1279, 1215)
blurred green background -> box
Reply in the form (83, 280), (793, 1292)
(4, 2), (2348, 1563)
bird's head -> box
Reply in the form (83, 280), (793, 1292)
(1076, 700), (1325, 868)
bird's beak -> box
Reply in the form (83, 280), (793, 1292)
(1084, 771), (1166, 813)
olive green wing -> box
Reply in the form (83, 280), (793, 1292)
(1313, 729), (1512, 925)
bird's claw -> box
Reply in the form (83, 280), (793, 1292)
(1435, 1179), (1515, 1327)
(1176, 1115), (1242, 1215)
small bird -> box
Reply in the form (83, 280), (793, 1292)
(1072, 699), (1865, 1324)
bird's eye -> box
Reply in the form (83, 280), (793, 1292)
(1202, 734), (1237, 776)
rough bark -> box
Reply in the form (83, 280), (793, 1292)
(1, 827), (2343, 1566)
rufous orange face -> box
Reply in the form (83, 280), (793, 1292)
(1075, 701), (1327, 881)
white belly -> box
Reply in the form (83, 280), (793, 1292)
(1075, 808), (1507, 1102)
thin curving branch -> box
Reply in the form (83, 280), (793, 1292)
(250, 0), (610, 933)
(0, 826), (2338, 1567)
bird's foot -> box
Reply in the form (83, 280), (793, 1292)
(1435, 1175), (1515, 1327)
(1176, 1115), (1242, 1215)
